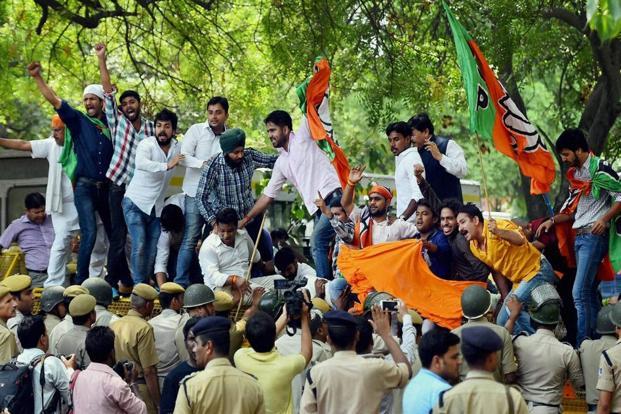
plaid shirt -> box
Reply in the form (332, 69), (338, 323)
(104, 90), (155, 186)
(196, 149), (279, 223)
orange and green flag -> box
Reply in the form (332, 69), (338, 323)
(296, 57), (350, 189)
(443, 2), (556, 195)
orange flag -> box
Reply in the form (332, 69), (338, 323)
(337, 240), (486, 329)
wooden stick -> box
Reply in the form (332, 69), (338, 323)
(235, 213), (267, 319)
(474, 133), (492, 220)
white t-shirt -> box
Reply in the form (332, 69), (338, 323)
(394, 147), (423, 217)
(30, 138), (74, 208)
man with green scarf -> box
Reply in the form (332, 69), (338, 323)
(28, 62), (114, 285)
(537, 128), (621, 346)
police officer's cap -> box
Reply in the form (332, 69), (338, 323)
(160, 282), (185, 295)
(214, 290), (234, 312)
(461, 285), (491, 319)
(597, 305), (616, 334)
(40, 286), (66, 312)
(324, 310), (357, 327)
(1, 275), (32, 293)
(64, 285), (89, 298)
(192, 316), (231, 337)
(461, 326), (503, 356)
(69, 294), (97, 317)
(132, 283), (158, 301)
(183, 284), (215, 308)
(81, 278), (113, 307)
(609, 302), (621, 328)
(0, 286), (10, 300)
(311, 297), (331, 314)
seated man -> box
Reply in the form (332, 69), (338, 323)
(199, 208), (280, 303)
(342, 165), (418, 247)
(274, 247), (327, 298)
(414, 199), (451, 279)
(0, 193), (54, 287)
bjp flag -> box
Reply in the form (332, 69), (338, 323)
(337, 240), (486, 329)
(443, 2), (556, 194)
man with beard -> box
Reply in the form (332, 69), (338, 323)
(123, 109), (183, 284)
(196, 128), (278, 270)
(413, 200), (451, 279)
(240, 110), (342, 279)
(175, 96), (229, 288)
(0, 117), (107, 286)
(536, 128), (621, 346)
(387, 121), (423, 222)
(96, 43), (155, 293)
(28, 61), (114, 285)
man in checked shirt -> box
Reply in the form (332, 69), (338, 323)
(96, 43), (155, 293)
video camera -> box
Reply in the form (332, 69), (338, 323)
(273, 277), (313, 336)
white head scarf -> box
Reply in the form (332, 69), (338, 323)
(83, 84), (104, 100)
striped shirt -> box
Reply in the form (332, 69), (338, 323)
(196, 149), (278, 223)
(104, 90), (155, 186)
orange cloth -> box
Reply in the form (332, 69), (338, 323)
(469, 219), (541, 284)
(337, 239), (485, 329)
(51, 114), (64, 128)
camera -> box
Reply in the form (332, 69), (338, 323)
(273, 278), (313, 335)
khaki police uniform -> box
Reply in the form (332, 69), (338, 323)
(49, 285), (90, 354)
(175, 358), (265, 414)
(149, 308), (183, 388)
(0, 319), (18, 364)
(434, 370), (529, 414)
(3, 275), (33, 353)
(55, 294), (96, 369)
(452, 317), (517, 382)
(597, 340), (621, 413)
(44, 314), (62, 335)
(94, 305), (120, 327)
(513, 329), (584, 413)
(580, 335), (617, 412)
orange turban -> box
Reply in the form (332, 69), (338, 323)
(368, 185), (393, 201)
(51, 114), (64, 129)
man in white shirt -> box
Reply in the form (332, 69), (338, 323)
(387, 121), (424, 222)
(0, 116), (107, 287)
(274, 246), (327, 298)
(176, 96), (228, 287)
(409, 113), (467, 202)
(123, 109), (183, 284)
(241, 110), (342, 279)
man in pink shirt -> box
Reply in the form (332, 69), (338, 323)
(72, 326), (146, 414)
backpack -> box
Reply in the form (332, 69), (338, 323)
(0, 355), (43, 414)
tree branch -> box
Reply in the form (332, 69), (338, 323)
(543, 7), (586, 33)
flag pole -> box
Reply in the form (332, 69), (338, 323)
(234, 213), (267, 320)
(474, 133), (492, 219)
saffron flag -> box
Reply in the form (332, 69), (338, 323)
(337, 240), (486, 329)
(296, 57), (350, 189)
(443, 3), (556, 195)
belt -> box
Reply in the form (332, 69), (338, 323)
(27, 268), (47, 274)
(525, 400), (560, 408)
(575, 225), (593, 236)
(77, 177), (109, 189)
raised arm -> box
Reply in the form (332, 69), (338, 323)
(0, 138), (32, 152)
(95, 43), (113, 93)
(371, 305), (412, 378)
(27, 62), (62, 109)
(341, 165), (365, 216)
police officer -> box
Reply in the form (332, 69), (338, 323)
(175, 283), (216, 361)
(510, 283), (583, 413)
(581, 306), (618, 414)
(3, 274), (33, 339)
(148, 282), (185, 389)
(452, 285), (517, 383)
(110, 283), (160, 414)
(56, 294), (97, 369)
(596, 302), (621, 414)
(0, 285), (18, 363)
(82, 277), (120, 326)
(48, 285), (89, 353)
(434, 326), (528, 414)
(40, 285), (66, 334)
(175, 316), (265, 414)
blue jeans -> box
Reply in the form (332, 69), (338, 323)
(74, 178), (112, 284)
(246, 214), (274, 262)
(174, 195), (204, 287)
(497, 256), (557, 335)
(311, 190), (342, 279)
(122, 198), (160, 285)
(574, 233), (607, 346)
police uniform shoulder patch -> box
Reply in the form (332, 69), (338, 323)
(180, 371), (199, 384)
(511, 332), (529, 343)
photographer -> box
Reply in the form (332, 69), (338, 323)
(235, 290), (313, 414)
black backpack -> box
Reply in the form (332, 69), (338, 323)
(0, 355), (42, 414)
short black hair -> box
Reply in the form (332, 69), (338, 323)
(329, 197), (344, 209)
(119, 90), (141, 103)
(408, 112), (434, 136)
(215, 208), (238, 226)
(25, 192), (45, 210)
(270, 228), (289, 241)
(183, 316), (201, 339)
(85, 326), (115, 363)
(246, 311), (276, 352)
(196, 329), (230, 356)
(440, 199), (463, 217)
(327, 324), (358, 350)
(207, 96), (229, 113)
(417, 198), (438, 219)
(159, 292), (177, 309)
(418, 328), (460, 369)
(457, 203), (484, 223)
(17, 315), (46, 349)
(274, 247), (296, 273)
(72, 311), (94, 326)
(355, 317), (374, 354)
(555, 128), (590, 153)
(310, 313), (323, 336)
(385, 121), (412, 137)
(461, 341), (497, 366)
(161, 204), (184, 233)
(154, 108), (178, 131)
(264, 110), (293, 130)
